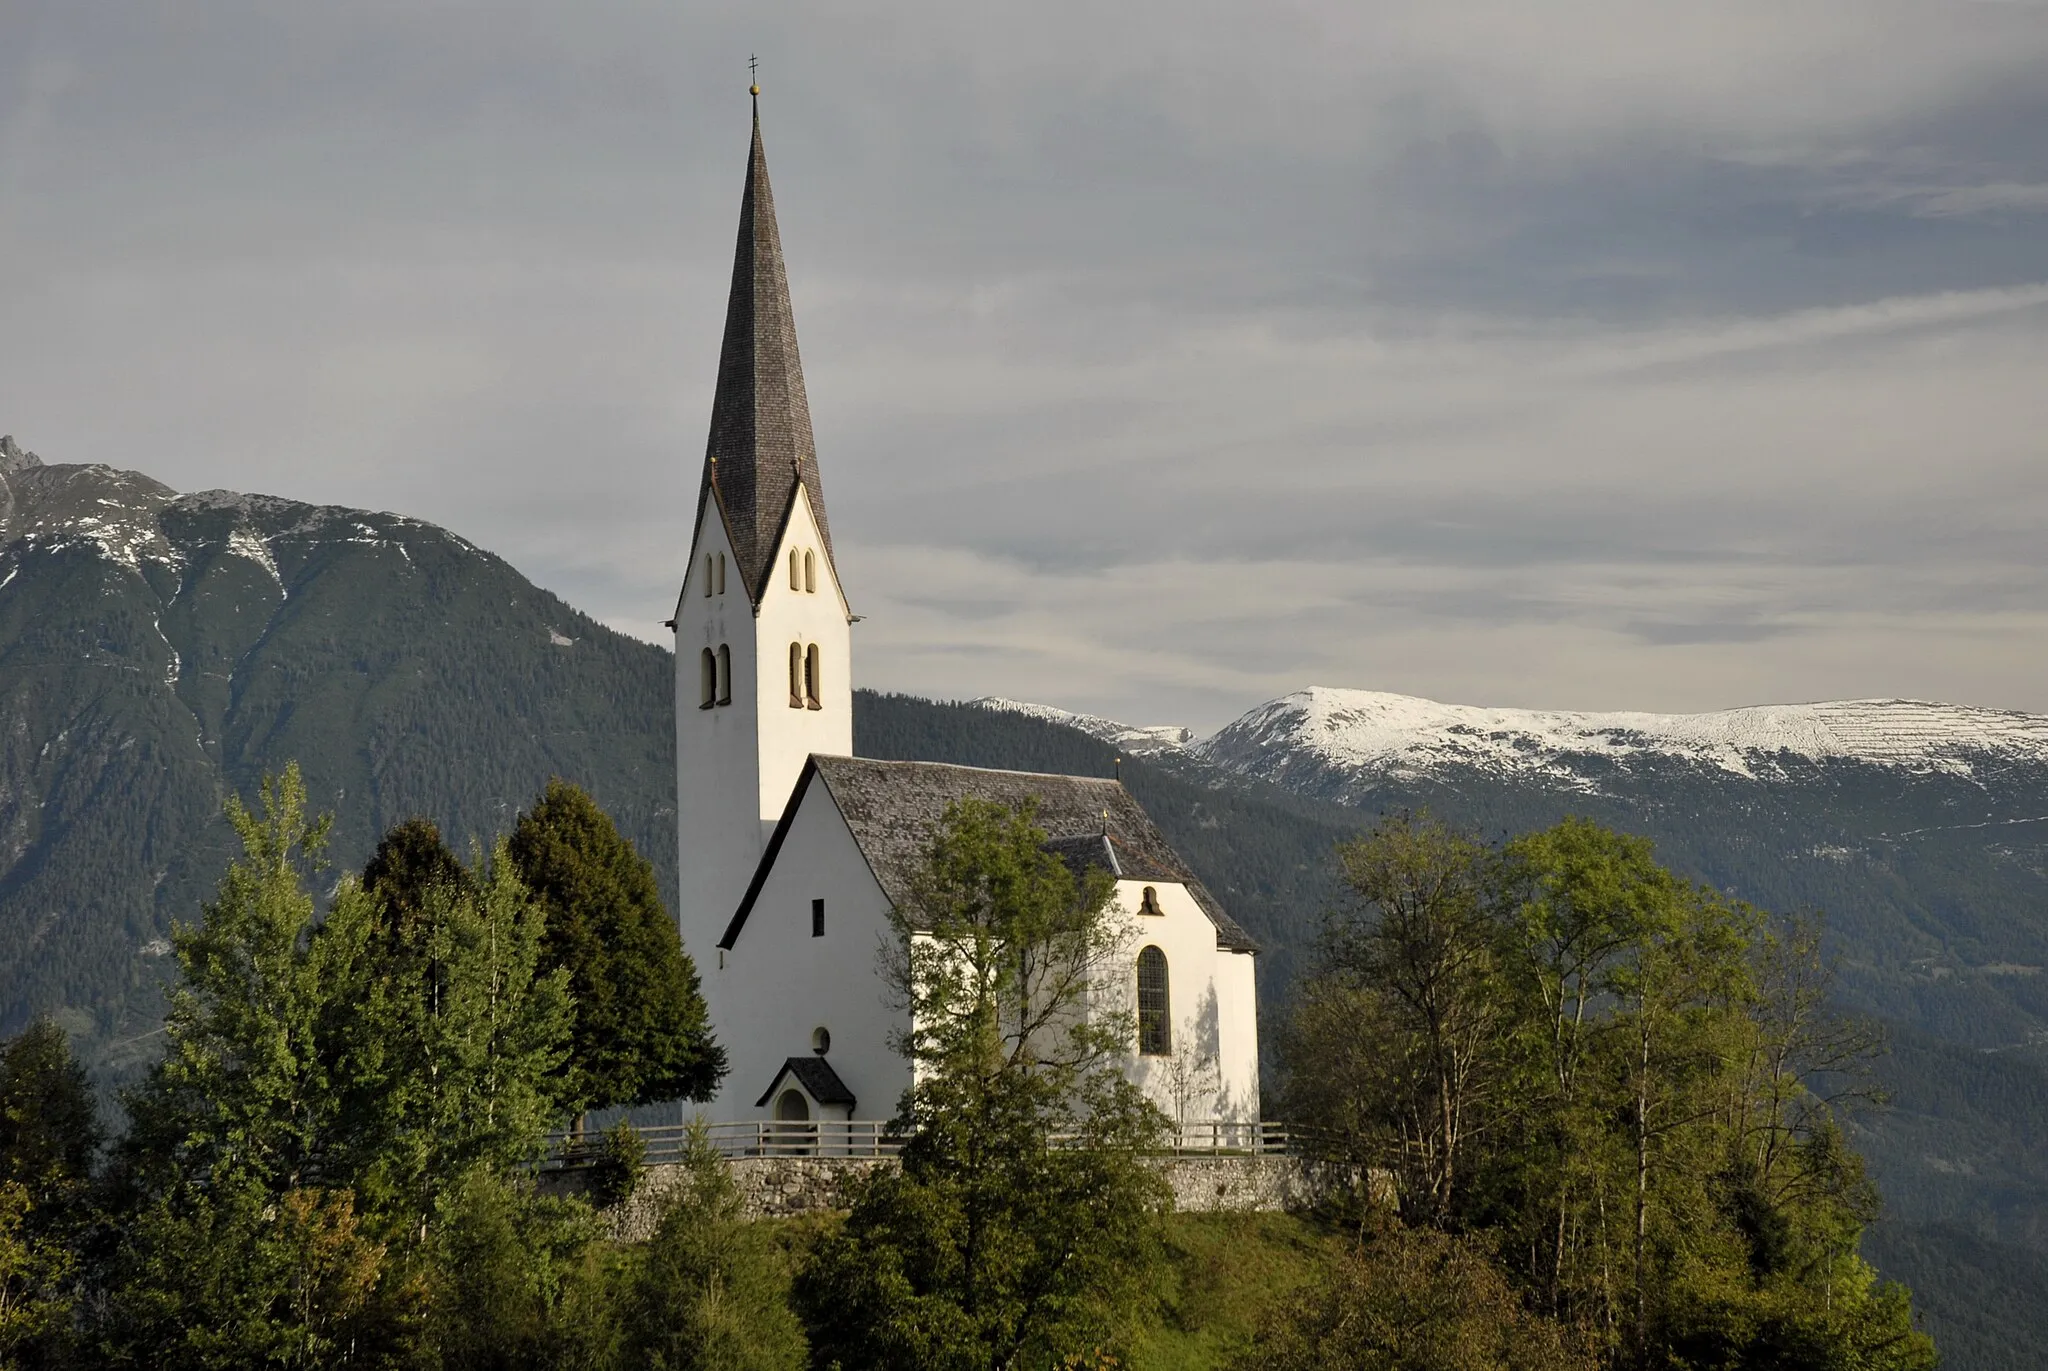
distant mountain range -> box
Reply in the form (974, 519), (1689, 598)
(6, 435), (2048, 1365)
(986, 685), (2048, 788)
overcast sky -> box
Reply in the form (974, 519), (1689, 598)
(4, 2), (2046, 730)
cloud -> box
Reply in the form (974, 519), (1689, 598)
(2, 1), (2046, 730)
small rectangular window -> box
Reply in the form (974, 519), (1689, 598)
(811, 898), (825, 938)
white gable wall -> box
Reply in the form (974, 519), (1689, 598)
(711, 772), (910, 1122)
(1104, 879), (1261, 1129)
(752, 486), (851, 818)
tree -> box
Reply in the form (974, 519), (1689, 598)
(1280, 814), (1938, 1368)
(621, 1124), (806, 1371)
(0, 1018), (100, 1369)
(415, 1167), (619, 1371)
(1285, 813), (1505, 1224)
(1237, 1220), (1594, 1371)
(323, 838), (577, 1247)
(507, 780), (724, 1116)
(116, 764), (343, 1199)
(0, 1018), (102, 1217)
(100, 768), (582, 1368)
(796, 798), (1169, 1370)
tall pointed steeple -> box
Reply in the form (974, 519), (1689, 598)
(698, 98), (834, 603)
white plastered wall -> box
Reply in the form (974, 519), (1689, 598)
(673, 504), (761, 989)
(1102, 879), (1261, 1128)
(711, 773), (911, 1122)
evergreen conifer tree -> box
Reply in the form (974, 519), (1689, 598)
(507, 780), (724, 1115)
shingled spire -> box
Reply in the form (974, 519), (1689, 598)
(697, 101), (834, 603)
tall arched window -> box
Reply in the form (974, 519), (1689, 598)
(804, 643), (821, 709)
(1137, 947), (1170, 1055)
(699, 648), (716, 708)
(790, 548), (802, 590)
(803, 550), (816, 593)
(715, 644), (731, 705)
(715, 552), (726, 595)
(703, 554), (714, 597)
(789, 642), (804, 708)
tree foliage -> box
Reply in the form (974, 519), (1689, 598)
(621, 1125), (806, 1371)
(1280, 812), (1936, 1370)
(508, 780), (724, 1115)
(797, 798), (1170, 1370)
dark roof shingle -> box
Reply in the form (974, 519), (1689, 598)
(754, 1054), (857, 1108)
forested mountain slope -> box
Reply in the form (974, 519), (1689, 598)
(0, 441), (678, 1076)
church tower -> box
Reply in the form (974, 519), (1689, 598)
(673, 98), (853, 981)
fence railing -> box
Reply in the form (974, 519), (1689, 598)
(549, 1119), (1293, 1168)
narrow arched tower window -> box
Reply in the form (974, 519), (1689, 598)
(804, 549), (816, 593)
(715, 552), (726, 595)
(715, 644), (731, 705)
(703, 554), (714, 597)
(699, 648), (716, 708)
(789, 642), (804, 708)
(1137, 946), (1170, 1055)
(805, 643), (821, 709)
(790, 548), (802, 590)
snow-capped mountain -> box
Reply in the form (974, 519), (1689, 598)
(986, 686), (2048, 800)
(1198, 687), (2048, 795)
(971, 698), (1195, 756)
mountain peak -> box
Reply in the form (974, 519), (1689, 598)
(1203, 686), (2048, 787)
(0, 435), (42, 475)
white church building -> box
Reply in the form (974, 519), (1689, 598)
(667, 101), (1260, 1139)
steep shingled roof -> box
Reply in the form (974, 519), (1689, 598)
(694, 105), (835, 604)
(721, 755), (1258, 953)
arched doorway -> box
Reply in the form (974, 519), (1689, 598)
(774, 1088), (814, 1154)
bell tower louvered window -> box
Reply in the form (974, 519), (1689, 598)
(789, 642), (804, 708)
(1137, 946), (1170, 1056)
(715, 644), (732, 705)
(805, 643), (821, 709)
(699, 649), (716, 708)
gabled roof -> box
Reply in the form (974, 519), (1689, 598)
(693, 105), (835, 605)
(721, 755), (1258, 953)
(755, 1054), (857, 1109)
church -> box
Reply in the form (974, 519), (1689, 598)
(669, 100), (1261, 1138)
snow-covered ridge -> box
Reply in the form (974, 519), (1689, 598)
(971, 698), (1194, 756)
(1199, 687), (2048, 783)
(0, 460), (469, 580)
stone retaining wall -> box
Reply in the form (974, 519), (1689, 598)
(561, 1153), (1339, 1235)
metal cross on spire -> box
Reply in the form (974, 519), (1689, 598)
(749, 54), (760, 98)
